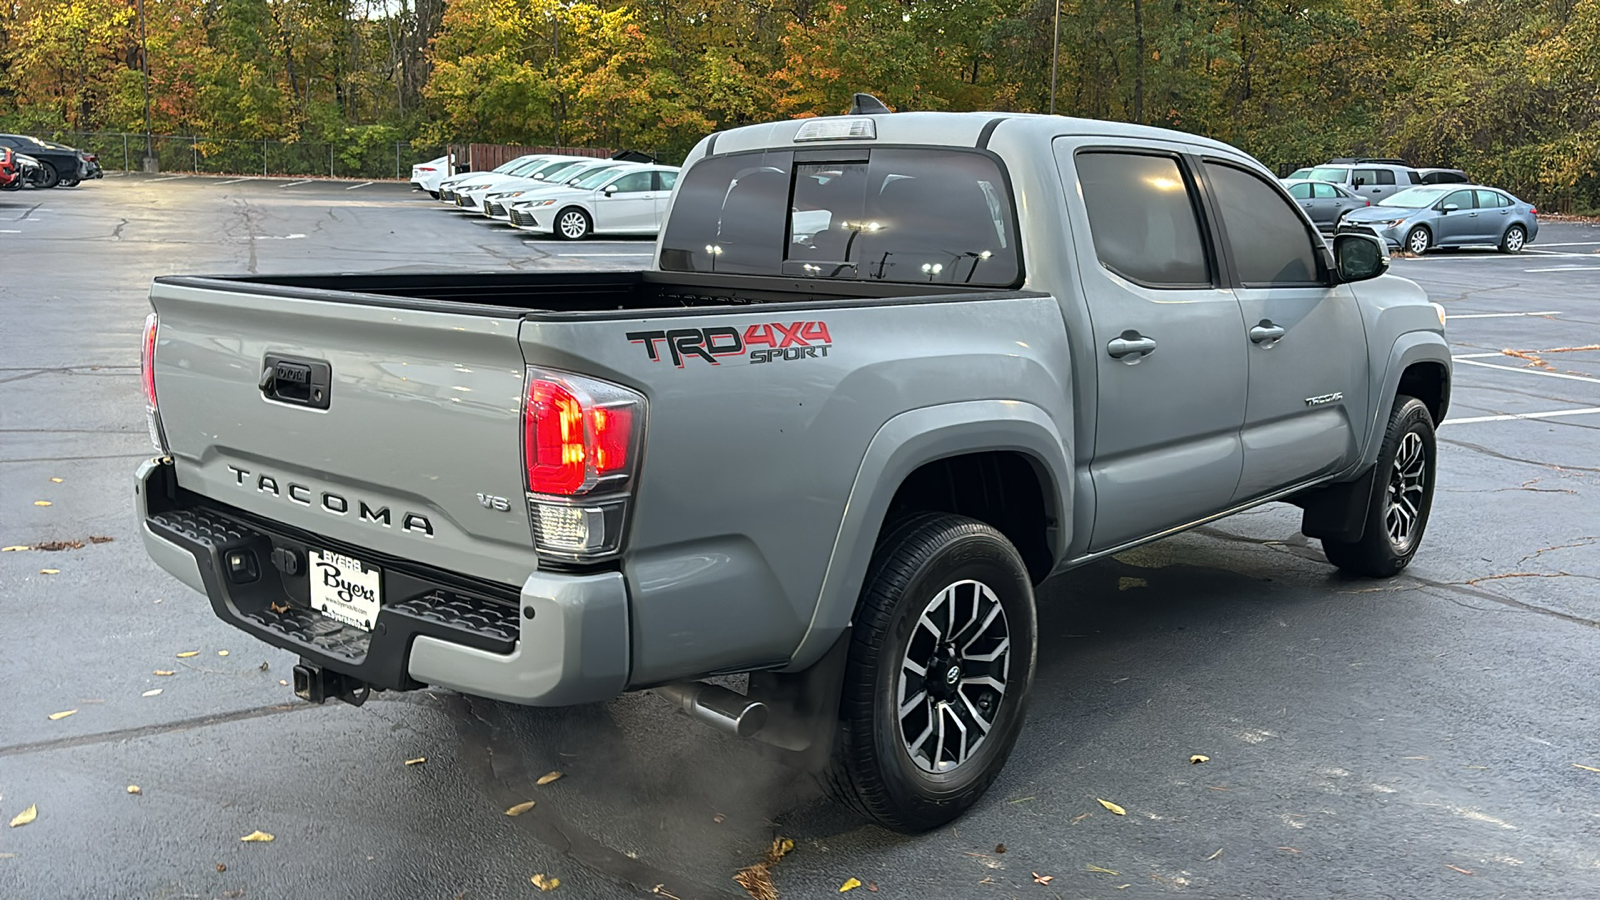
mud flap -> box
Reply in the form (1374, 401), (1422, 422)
(1293, 466), (1380, 543)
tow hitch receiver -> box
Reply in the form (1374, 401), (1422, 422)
(293, 661), (371, 707)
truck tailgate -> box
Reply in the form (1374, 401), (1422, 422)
(149, 281), (538, 586)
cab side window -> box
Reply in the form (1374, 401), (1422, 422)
(1076, 151), (1210, 287)
(609, 171), (653, 194)
(1203, 161), (1322, 286)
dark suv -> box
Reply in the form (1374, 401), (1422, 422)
(0, 134), (97, 188)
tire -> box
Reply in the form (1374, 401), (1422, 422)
(1405, 226), (1430, 255)
(59, 177), (80, 188)
(1500, 224), (1527, 253)
(1322, 396), (1437, 577)
(829, 513), (1037, 832)
(34, 161), (60, 189)
(555, 207), (592, 240)
(428, 190), (440, 199)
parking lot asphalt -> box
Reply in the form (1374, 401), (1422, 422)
(3, 173), (1599, 899)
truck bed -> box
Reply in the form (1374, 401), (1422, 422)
(155, 270), (1007, 319)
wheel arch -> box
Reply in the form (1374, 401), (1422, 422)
(784, 400), (1072, 672)
(1362, 333), (1451, 467)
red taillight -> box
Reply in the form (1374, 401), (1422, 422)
(523, 370), (643, 497)
(418, 166), (436, 172)
(1531, 207), (1538, 215)
(141, 313), (159, 409)
(526, 379), (588, 495)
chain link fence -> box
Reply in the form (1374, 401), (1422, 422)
(34, 132), (448, 180)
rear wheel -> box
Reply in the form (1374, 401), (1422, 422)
(829, 513), (1037, 832)
(1405, 226), (1430, 255)
(1322, 396), (1436, 577)
(555, 207), (592, 240)
(33, 161), (60, 188)
(1500, 224), (1527, 253)
(59, 176), (80, 188)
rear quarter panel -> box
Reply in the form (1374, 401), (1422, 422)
(522, 295), (1074, 685)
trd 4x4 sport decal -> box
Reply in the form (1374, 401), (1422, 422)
(627, 322), (833, 367)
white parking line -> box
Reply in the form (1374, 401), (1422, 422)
(345, 182), (373, 190)
(1451, 352), (1506, 359)
(278, 180), (314, 188)
(1443, 406), (1600, 426)
(214, 178), (252, 185)
(536, 250), (653, 256)
(1529, 240), (1600, 247)
(1455, 358), (1600, 385)
(150, 175), (188, 182)
(0, 229), (20, 234)
(1526, 265), (1600, 272)
(1446, 311), (1562, 319)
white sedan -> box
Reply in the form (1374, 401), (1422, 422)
(480, 162), (640, 220)
(508, 166), (680, 239)
(409, 155), (453, 197)
(451, 157), (599, 211)
(438, 155), (561, 202)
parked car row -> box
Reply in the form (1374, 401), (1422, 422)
(0, 134), (102, 189)
(1283, 157), (1536, 254)
(425, 153), (681, 239)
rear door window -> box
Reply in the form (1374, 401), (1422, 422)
(1075, 152), (1210, 287)
(1203, 161), (1322, 286)
(1374, 170), (1396, 185)
(654, 171), (678, 191)
(1312, 183), (1340, 199)
(1287, 183), (1312, 199)
(660, 148), (1020, 286)
(1475, 190), (1506, 209)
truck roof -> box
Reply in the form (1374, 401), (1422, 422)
(703, 111), (1243, 158)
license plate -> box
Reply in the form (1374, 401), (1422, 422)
(308, 549), (382, 631)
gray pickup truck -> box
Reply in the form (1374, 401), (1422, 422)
(137, 109), (1450, 832)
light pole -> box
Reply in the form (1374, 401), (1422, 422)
(137, 0), (153, 168)
(1049, 0), (1061, 115)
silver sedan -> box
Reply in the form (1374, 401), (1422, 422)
(1282, 179), (1370, 233)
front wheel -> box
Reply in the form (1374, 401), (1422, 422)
(555, 207), (592, 240)
(1405, 226), (1430, 255)
(1500, 224), (1527, 253)
(1322, 396), (1437, 577)
(829, 513), (1037, 832)
(33, 161), (60, 189)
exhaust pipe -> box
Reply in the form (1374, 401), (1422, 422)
(654, 682), (769, 738)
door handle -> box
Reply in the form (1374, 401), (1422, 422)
(1249, 322), (1287, 345)
(1107, 332), (1157, 360)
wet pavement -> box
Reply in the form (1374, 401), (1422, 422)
(2, 175), (1598, 898)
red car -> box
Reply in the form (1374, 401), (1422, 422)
(0, 146), (18, 190)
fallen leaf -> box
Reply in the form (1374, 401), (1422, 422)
(994, 843), (1007, 854)
(867, 884), (878, 893)
(1446, 865), (1474, 876)
(141, 689), (162, 697)
(530, 873), (561, 891)
(536, 771), (563, 785)
(1573, 764), (1600, 773)
(1190, 754), (1210, 765)
(90, 536), (113, 544)
(1205, 848), (1223, 861)
(270, 601), (291, 614)
(735, 837), (794, 900)
(1096, 798), (1127, 816)
(217, 650), (230, 657)
(50, 477), (63, 483)
(504, 800), (537, 816)
(176, 651), (199, 658)
(48, 709), (77, 720)
(216, 864), (227, 872)
(259, 662), (270, 671)
(40, 569), (60, 575)
(279, 679), (289, 686)
(1032, 872), (1054, 885)
(713, 813), (725, 824)
(36, 540), (82, 551)
(9, 805), (38, 827)
(34, 500), (52, 506)
(2, 545), (29, 552)
(1279, 846), (1300, 854)
(1086, 864), (1120, 876)
(127, 785), (141, 795)
(239, 830), (274, 842)
(840, 878), (862, 892)
(1070, 812), (1092, 823)
(223, 890), (244, 899)
(404, 757), (427, 766)
(153, 670), (175, 676)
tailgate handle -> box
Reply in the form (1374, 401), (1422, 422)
(261, 354), (332, 410)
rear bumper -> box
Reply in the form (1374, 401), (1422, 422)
(136, 458), (630, 706)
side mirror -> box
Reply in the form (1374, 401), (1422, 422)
(1333, 231), (1389, 282)
(1441, 203), (1459, 213)
(603, 184), (618, 195)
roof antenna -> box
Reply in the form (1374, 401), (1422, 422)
(850, 93), (893, 115)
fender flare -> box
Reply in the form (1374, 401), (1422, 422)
(1360, 331), (1452, 468)
(784, 400), (1073, 671)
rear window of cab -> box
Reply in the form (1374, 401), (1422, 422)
(660, 148), (1021, 287)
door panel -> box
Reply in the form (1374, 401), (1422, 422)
(1434, 190), (1479, 244)
(1057, 143), (1247, 551)
(594, 171), (657, 232)
(1200, 161), (1371, 500)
